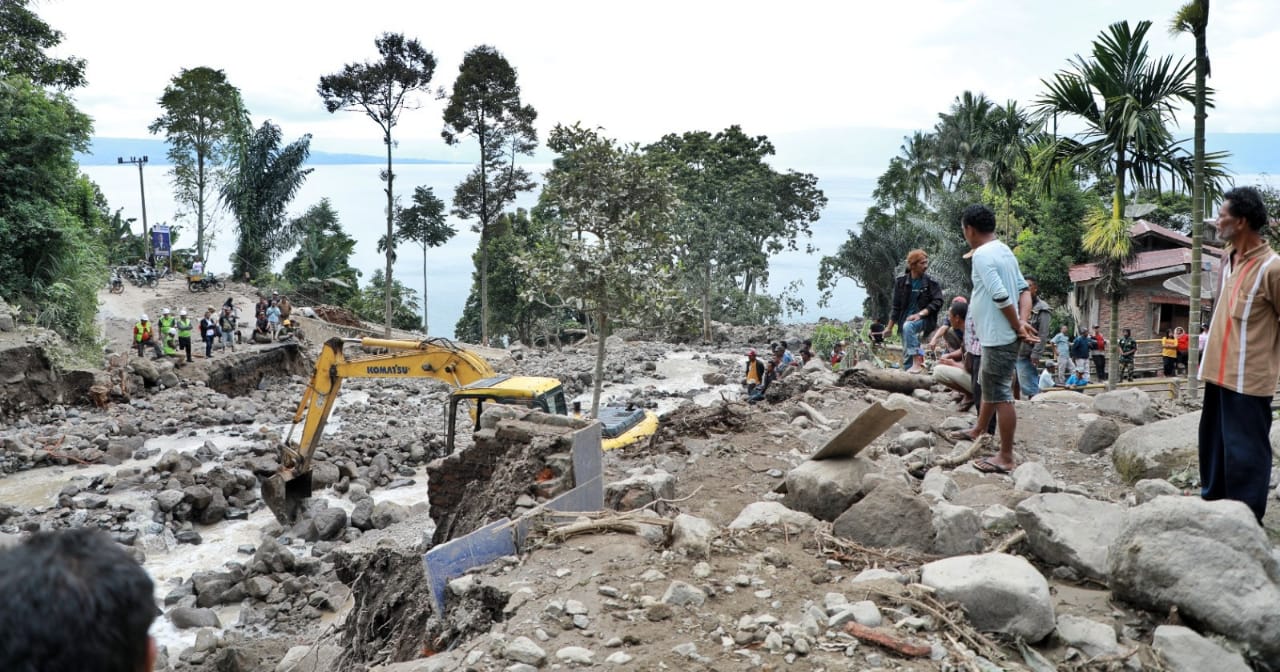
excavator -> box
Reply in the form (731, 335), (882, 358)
(261, 336), (659, 522)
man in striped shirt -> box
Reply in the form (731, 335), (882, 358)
(1198, 186), (1277, 523)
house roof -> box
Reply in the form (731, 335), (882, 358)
(1131, 219), (1224, 255)
(1069, 247), (1221, 284)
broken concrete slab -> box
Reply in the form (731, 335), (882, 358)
(809, 401), (906, 461)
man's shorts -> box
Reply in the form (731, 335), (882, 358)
(980, 342), (1019, 403)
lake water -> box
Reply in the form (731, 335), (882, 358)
(83, 162), (876, 337)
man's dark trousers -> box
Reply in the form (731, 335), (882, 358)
(1199, 382), (1272, 522)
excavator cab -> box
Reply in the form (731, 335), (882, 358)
(445, 375), (567, 451)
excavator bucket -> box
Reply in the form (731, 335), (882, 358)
(262, 471), (312, 525)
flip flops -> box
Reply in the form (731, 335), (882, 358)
(972, 457), (1012, 474)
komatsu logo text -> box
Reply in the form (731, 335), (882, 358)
(366, 365), (410, 375)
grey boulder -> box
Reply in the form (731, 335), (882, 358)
(920, 553), (1055, 641)
(1108, 496), (1280, 663)
(1111, 412), (1200, 481)
(1152, 625), (1252, 672)
(1016, 493), (1127, 582)
(1092, 388), (1155, 425)
(1075, 416), (1120, 455)
(782, 456), (877, 522)
(832, 481), (934, 552)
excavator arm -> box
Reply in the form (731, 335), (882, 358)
(262, 336), (500, 522)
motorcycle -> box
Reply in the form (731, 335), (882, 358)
(188, 272), (225, 293)
(128, 265), (158, 288)
(109, 271), (124, 294)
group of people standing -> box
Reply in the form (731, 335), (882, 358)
(128, 289), (297, 363)
(878, 189), (1275, 525)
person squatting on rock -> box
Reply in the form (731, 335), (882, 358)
(956, 204), (1037, 474)
(1117, 328), (1137, 382)
(176, 308), (194, 363)
(888, 249), (944, 374)
(931, 298), (972, 410)
(0, 527), (159, 672)
(132, 314), (163, 359)
(1014, 276), (1052, 398)
(1198, 186), (1278, 524)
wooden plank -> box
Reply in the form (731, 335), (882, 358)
(809, 401), (907, 461)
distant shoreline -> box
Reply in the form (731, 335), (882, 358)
(76, 137), (468, 167)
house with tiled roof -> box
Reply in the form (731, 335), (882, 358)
(1066, 219), (1219, 338)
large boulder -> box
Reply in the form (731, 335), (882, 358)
(930, 502), (983, 556)
(605, 468), (675, 511)
(782, 456), (877, 522)
(1075, 417), (1120, 455)
(1016, 493), (1127, 582)
(727, 501), (818, 532)
(1092, 388), (1155, 425)
(920, 553), (1055, 641)
(832, 482), (934, 552)
(1108, 496), (1280, 663)
(1152, 625), (1252, 672)
(1110, 412), (1200, 482)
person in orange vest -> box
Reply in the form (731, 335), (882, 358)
(132, 314), (163, 359)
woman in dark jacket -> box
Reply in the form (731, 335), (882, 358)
(888, 249), (944, 374)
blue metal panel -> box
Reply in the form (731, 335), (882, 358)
(422, 518), (517, 613)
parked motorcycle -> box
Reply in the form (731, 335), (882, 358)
(126, 265), (158, 288)
(188, 272), (225, 293)
(109, 271), (124, 294)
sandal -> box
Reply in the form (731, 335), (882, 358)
(972, 457), (1012, 474)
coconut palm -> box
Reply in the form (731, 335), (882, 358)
(934, 91), (996, 191)
(898, 131), (942, 200)
(220, 121), (313, 280)
(1171, 0), (1210, 394)
(1037, 20), (1199, 388)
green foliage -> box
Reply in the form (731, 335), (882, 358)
(523, 124), (681, 414)
(394, 185), (455, 331)
(0, 76), (105, 344)
(281, 199), (361, 306)
(0, 0), (86, 89)
(220, 121), (313, 280)
(1132, 188), (1195, 233)
(644, 126), (826, 339)
(1010, 177), (1092, 302)
(442, 44), (537, 344)
(455, 209), (549, 345)
(319, 32), (437, 335)
(810, 323), (853, 363)
(1257, 184), (1280, 250)
(148, 67), (251, 260)
(349, 269), (421, 331)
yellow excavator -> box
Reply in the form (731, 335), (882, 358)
(261, 336), (659, 522)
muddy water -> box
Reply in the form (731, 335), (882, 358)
(2, 351), (725, 655)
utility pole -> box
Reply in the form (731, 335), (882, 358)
(118, 156), (150, 261)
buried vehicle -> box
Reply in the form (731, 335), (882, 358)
(262, 336), (657, 522)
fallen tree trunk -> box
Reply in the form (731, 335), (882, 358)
(839, 367), (934, 395)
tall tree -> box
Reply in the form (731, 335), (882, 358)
(282, 199), (360, 306)
(455, 208), (551, 345)
(319, 33), (436, 337)
(148, 67), (250, 261)
(351, 269), (420, 331)
(0, 76), (104, 343)
(220, 121), (312, 280)
(394, 185), (455, 332)
(1171, 0), (1210, 395)
(441, 44), (537, 345)
(1036, 20), (1221, 384)
(1082, 209), (1136, 391)
(0, 0), (86, 89)
(646, 127), (824, 340)
(523, 124), (679, 416)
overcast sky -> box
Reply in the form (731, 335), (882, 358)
(40, 0), (1280, 159)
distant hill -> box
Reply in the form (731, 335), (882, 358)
(78, 137), (465, 166)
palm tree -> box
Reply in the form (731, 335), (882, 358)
(1082, 209), (1136, 390)
(1171, 0), (1209, 395)
(220, 122), (313, 280)
(1036, 20), (1198, 388)
(935, 91), (995, 190)
(898, 131), (942, 200)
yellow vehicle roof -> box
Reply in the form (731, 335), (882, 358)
(457, 375), (562, 399)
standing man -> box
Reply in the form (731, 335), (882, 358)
(1198, 186), (1278, 523)
(1051, 324), (1072, 384)
(1090, 325), (1108, 382)
(1071, 326), (1094, 380)
(1014, 276), (1052, 397)
(176, 309), (194, 363)
(200, 307), (219, 358)
(954, 205), (1036, 473)
(1118, 328), (1138, 382)
(888, 249), (944, 374)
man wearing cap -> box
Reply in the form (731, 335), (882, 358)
(132, 314), (163, 359)
(176, 309), (194, 362)
(743, 350), (765, 395)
